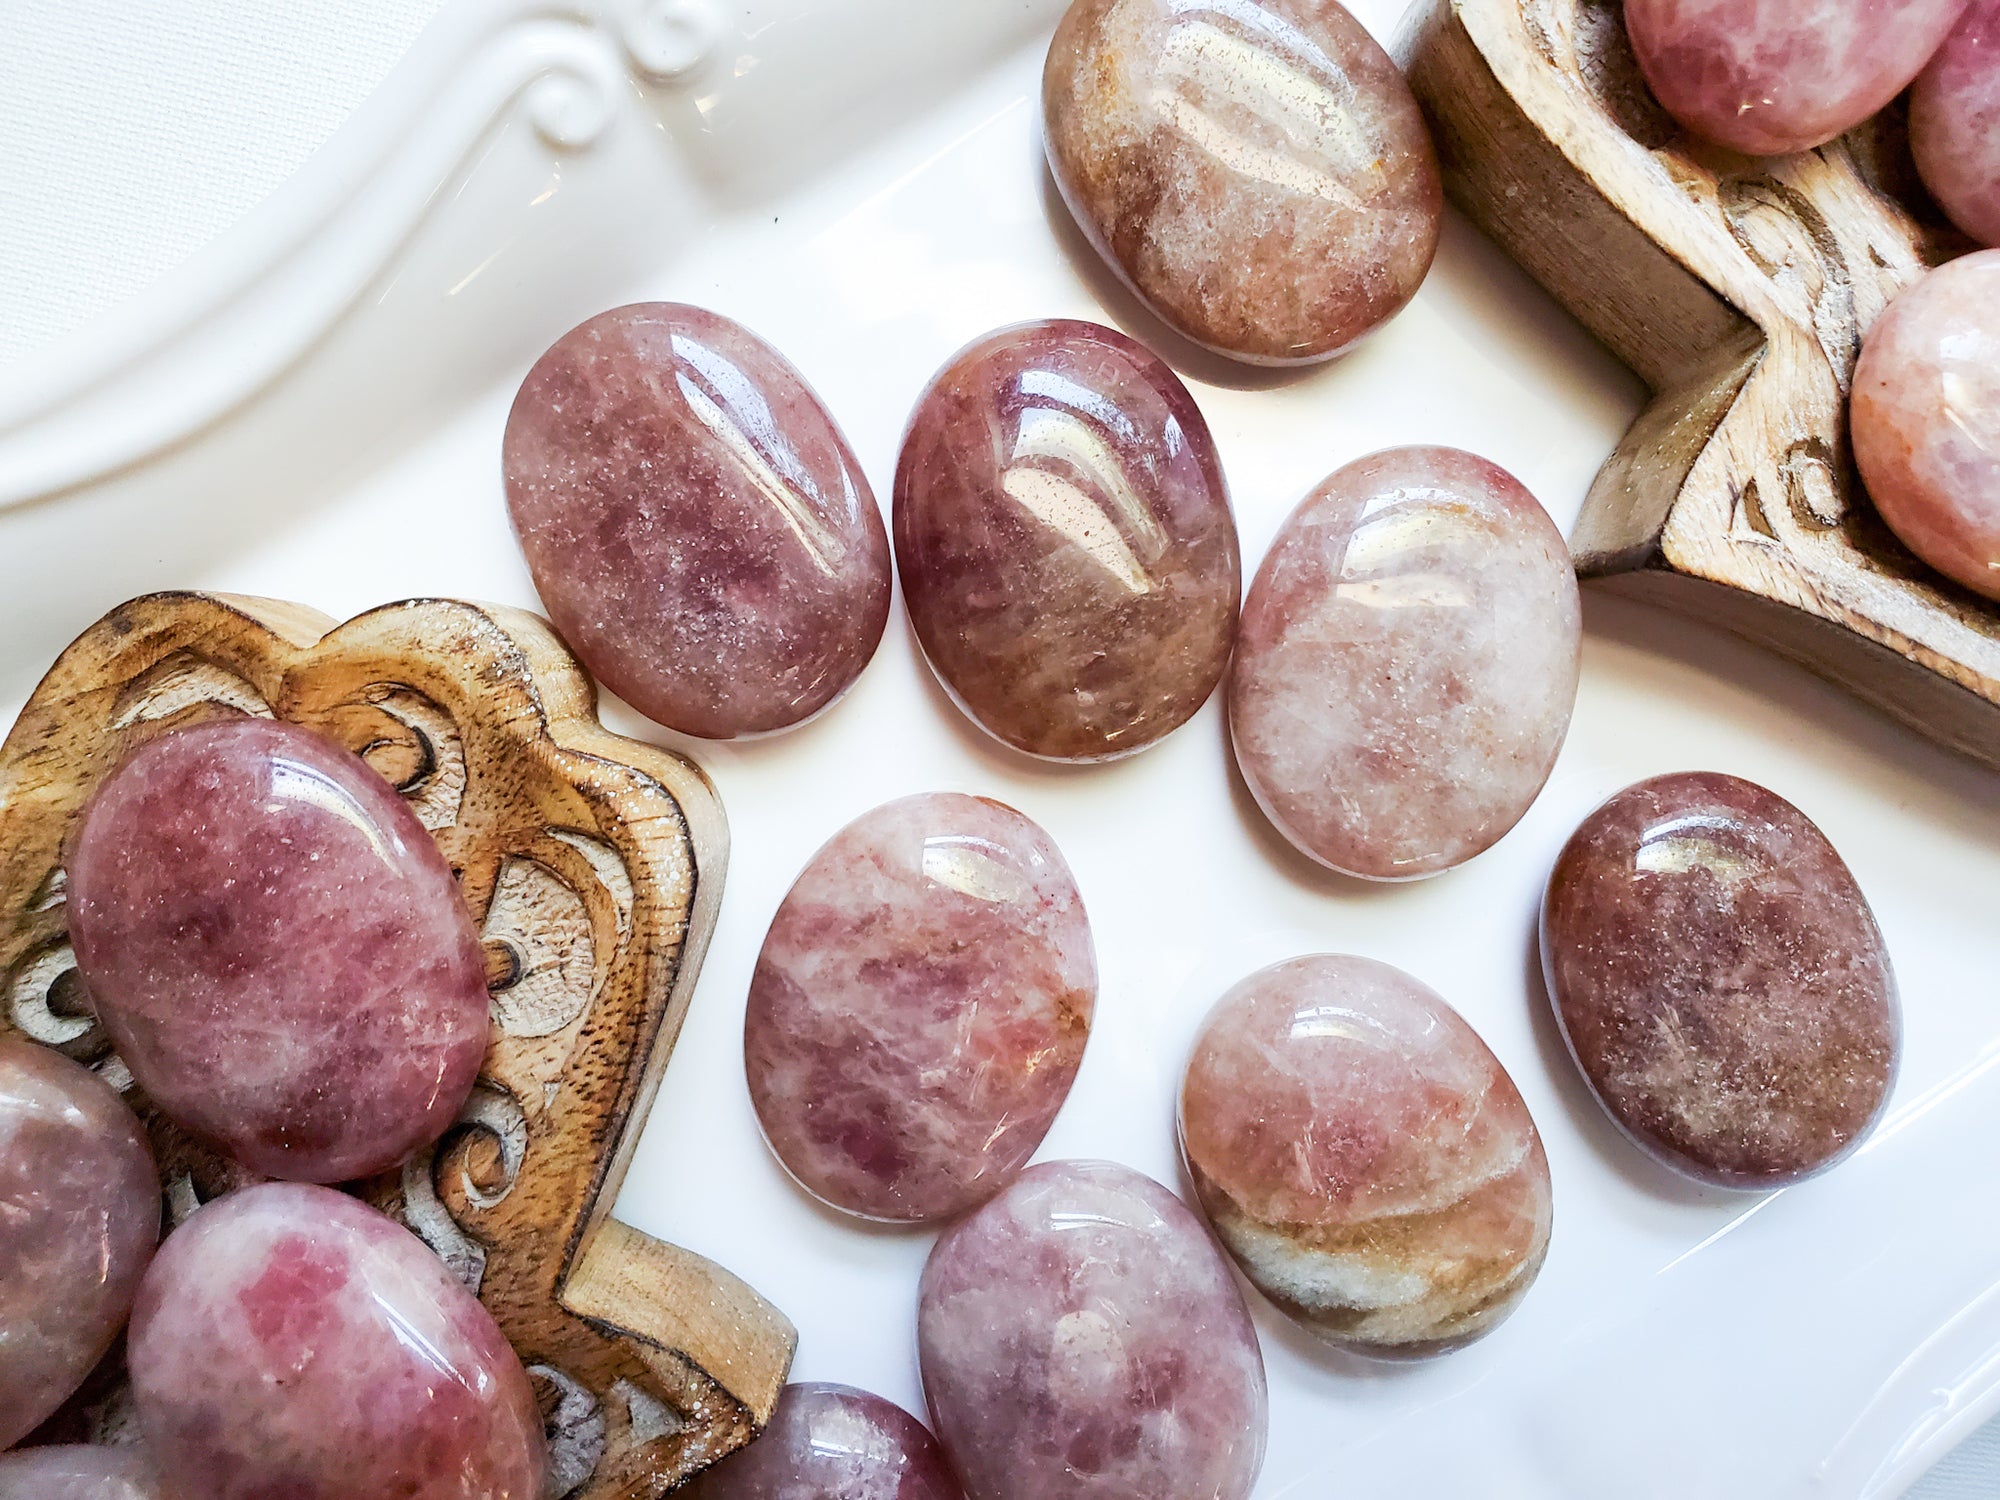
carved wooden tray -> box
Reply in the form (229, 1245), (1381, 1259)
(1405, 0), (2000, 768)
(0, 591), (794, 1495)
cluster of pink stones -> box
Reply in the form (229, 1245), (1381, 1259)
(6, 0), (1964, 1490)
(4, 719), (546, 1496)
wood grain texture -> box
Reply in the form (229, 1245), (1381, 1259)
(0, 591), (795, 1496)
(1404, 0), (2000, 766)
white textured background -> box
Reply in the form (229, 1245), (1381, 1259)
(0, 0), (443, 362)
(0, 2), (1992, 1492)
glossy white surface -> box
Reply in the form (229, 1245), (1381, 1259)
(2, 2), (1997, 1495)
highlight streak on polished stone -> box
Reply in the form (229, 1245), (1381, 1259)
(686, 1383), (965, 1500)
(1043, 0), (1442, 364)
(505, 303), (891, 738)
(67, 719), (489, 1183)
(1542, 773), (1899, 1187)
(746, 794), (1095, 1223)
(128, 1182), (546, 1500)
(1624, 0), (1969, 154)
(1912, 0), (2000, 245)
(894, 320), (1240, 760)
(1180, 956), (1551, 1355)
(1852, 250), (2000, 602)
(0, 1447), (161, 1500)
(1229, 446), (1580, 880)
(918, 1160), (1266, 1500)
(0, 1039), (158, 1447)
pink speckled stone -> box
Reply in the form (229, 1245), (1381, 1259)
(0, 1039), (158, 1447)
(746, 794), (1094, 1223)
(1180, 957), (1551, 1356)
(0, 1448), (161, 1500)
(1913, 0), (2000, 244)
(1543, 773), (1899, 1186)
(1043, 0), (1442, 364)
(67, 719), (488, 1183)
(128, 1182), (546, 1500)
(1625, 0), (1969, 154)
(1229, 446), (1580, 880)
(918, 1160), (1266, 1500)
(687, 1384), (964, 1500)
(894, 320), (1240, 761)
(505, 303), (891, 738)
(1852, 251), (2000, 601)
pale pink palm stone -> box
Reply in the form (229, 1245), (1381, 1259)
(1625, 0), (1968, 154)
(0, 1039), (158, 1447)
(745, 794), (1095, 1223)
(1229, 446), (1580, 880)
(1852, 251), (2000, 602)
(127, 1182), (546, 1500)
(1912, 0), (2000, 245)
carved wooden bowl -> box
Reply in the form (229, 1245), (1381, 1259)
(1405, 0), (2000, 768)
(0, 591), (794, 1496)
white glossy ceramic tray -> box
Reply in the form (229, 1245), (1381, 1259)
(4, 2), (1999, 1495)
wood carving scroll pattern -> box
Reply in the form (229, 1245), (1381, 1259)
(1406, 0), (2000, 765)
(0, 591), (794, 1496)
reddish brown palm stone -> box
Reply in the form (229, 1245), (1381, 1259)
(1542, 773), (1900, 1187)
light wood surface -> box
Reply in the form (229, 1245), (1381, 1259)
(0, 590), (795, 1495)
(1404, 0), (2000, 767)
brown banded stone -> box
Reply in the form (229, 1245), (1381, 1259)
(505, 303), (892, 738)
(0, 1038), (159, 1447)
(894, 319), (1238, 761)
(917, 1160), (1266, 1500)
(1228, 446), (1580, 880)
(745, 793), (1095, 1223)
(1541, 772), (1900, 1187)
(67, 719), (489, 1183)
(1851, 250), (2000, 602)
(1042, 0), (1442, 365)
(1180, 956), (1552, 1355)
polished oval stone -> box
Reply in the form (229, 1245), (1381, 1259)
(1229, 446), (1580, 880)
(688, 1383), (964, 1500)
(0, 1448), (161, 1500)
(68, 719), (489, 1183)
(1852, 251), (2000, 601)
(506, 303), (892, 738)
(1043, 0), (1442, 365)
(1625, 0), (1968, 154)
(1542, 773), (1899, 1186)
(0, 1038), (158, 1447)
(1180, 956), (1551, 1355)
(1912, 0), (2000, 245)
(918, 1160), (1266, 1500)
(746, 794), (1095, 1223)
(894, 320), (1240, 760)
(128, 1182), (546, 1500)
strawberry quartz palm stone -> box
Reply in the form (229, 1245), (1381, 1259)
(1043, 0), (1442, 364)
(1624, 0), (1969, 155)
(127, 1182), (546, 1500)
(0, 1038), (158, 1447)
(505, 303), (892, 738)
(746, 794), (1095, 1222)
(1912, 0), (2000, 245)
(686, 1383), (964, 1499)
(66, 719), (489, 1183)
(918, 1161), (1266, 1500)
